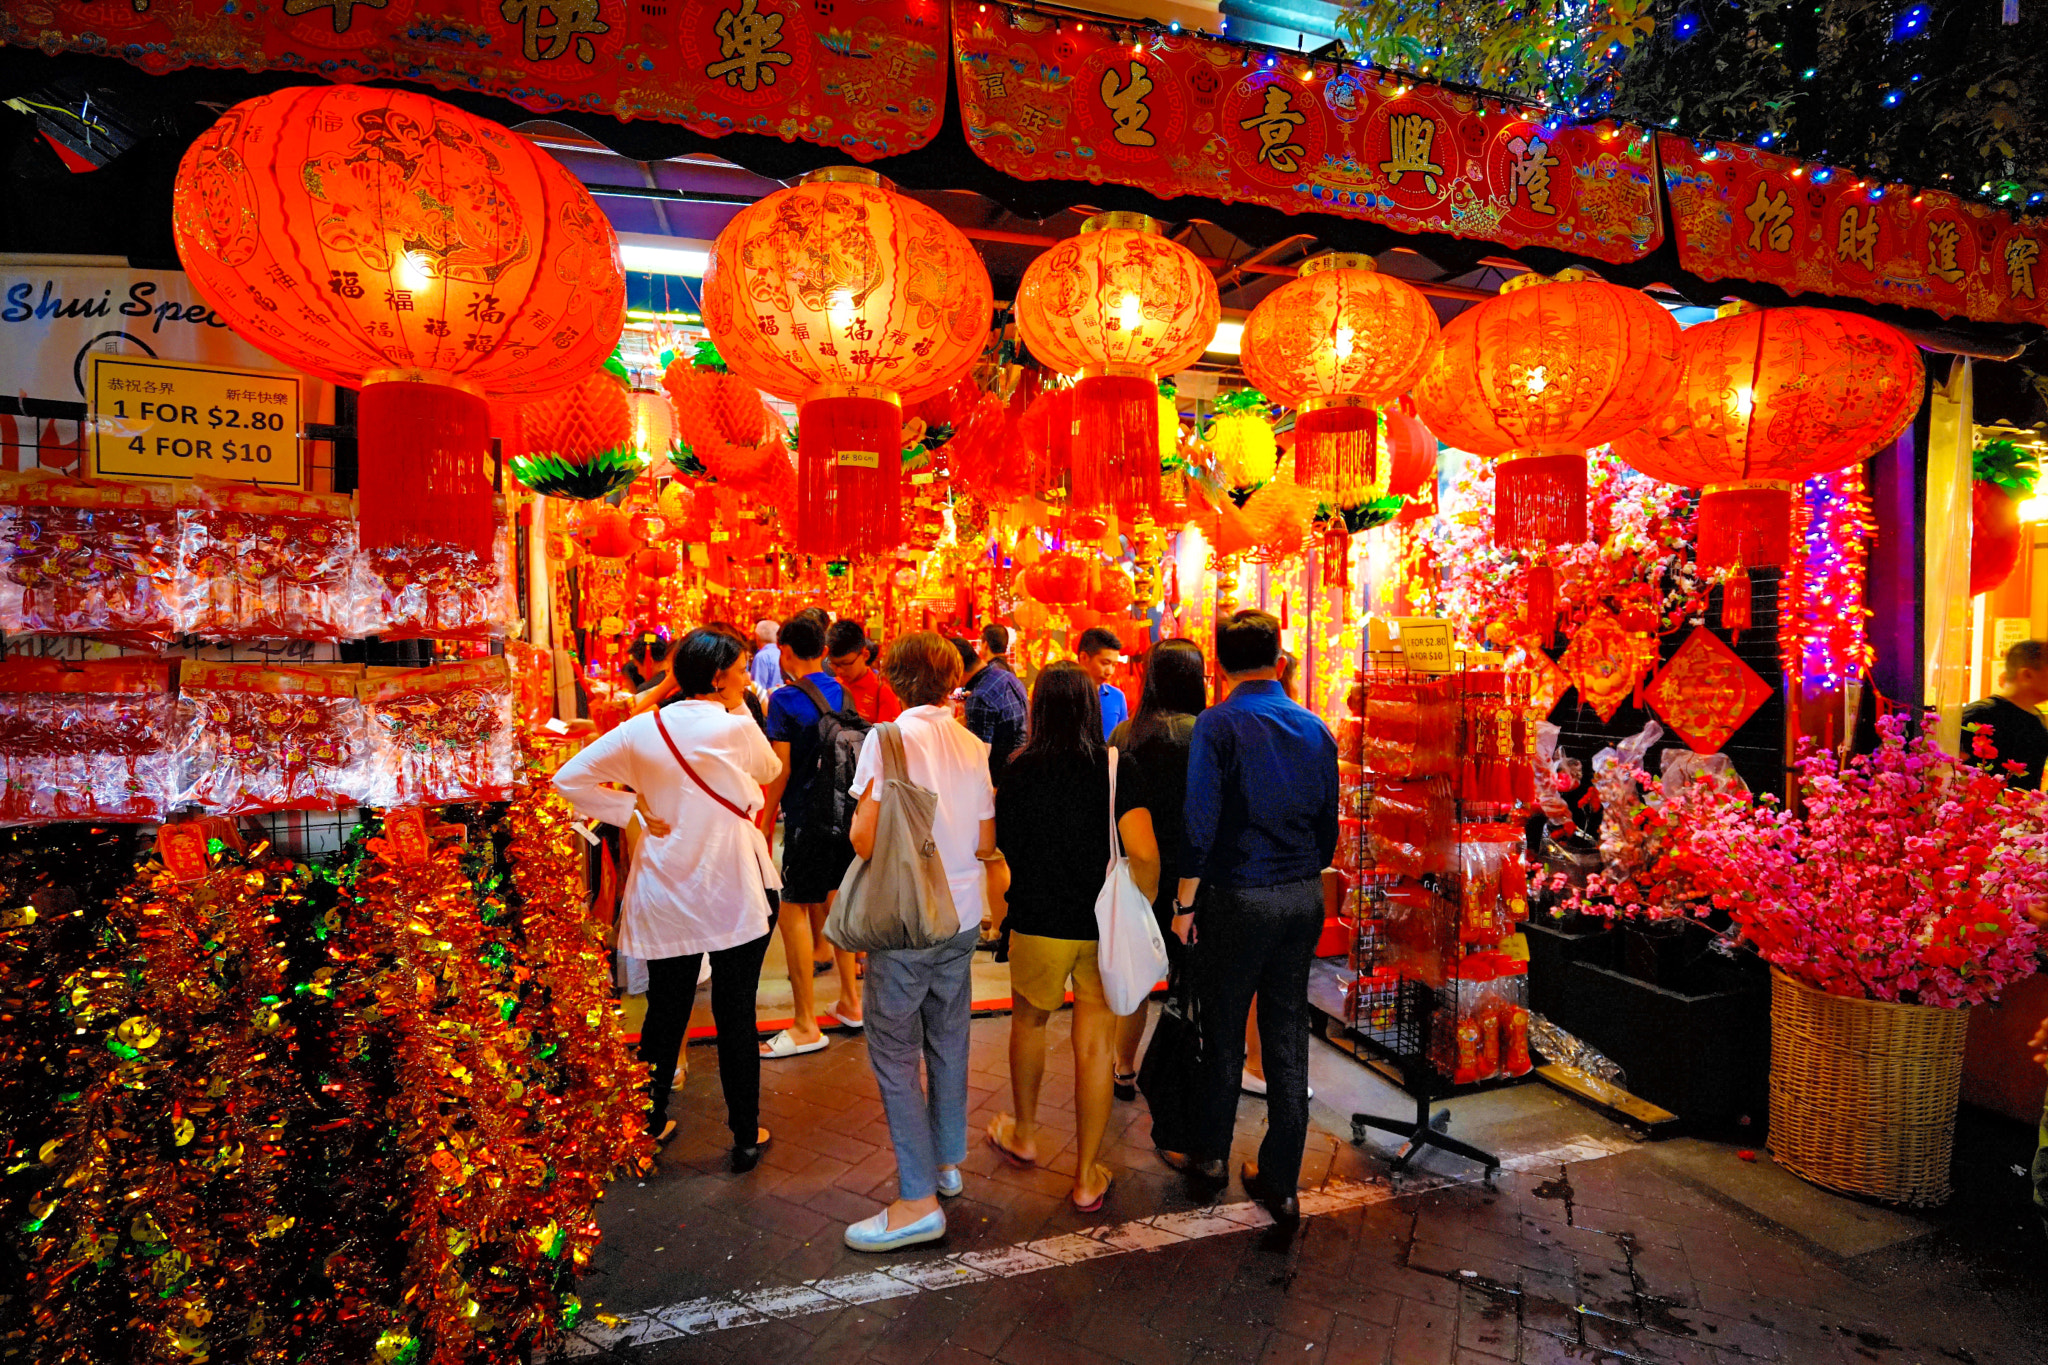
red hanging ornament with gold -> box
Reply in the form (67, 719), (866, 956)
(171, 85), (624, 555)
(1014, 213), (1219, 519)
(1414, 270), (1681, 550)
(702, 167), (991, 559)
(1611, 303), (1923, 577)
(1240, 253), (1440, 504)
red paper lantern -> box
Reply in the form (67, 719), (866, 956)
(1014, 213), (1219, 518)
(172, 85), (624, 555)
(1091, 565), (1136, 614)
(1381, 410), (1439, 499)
(516, 371), (634, 481)
(1612, 305), (1924, 572)
(701, 167), (992, 559)
(1971, 478), (2025, 597)
(1026, 553), (1090, 606)
(1414, 271), (1681, 550)
(1240, 253), (1439, 503)
(579, 505), (639, 559)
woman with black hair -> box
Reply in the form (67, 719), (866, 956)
(554, 625), (782, 1172)
(988, 662), (1161, 1213)
(1108, 638), (1209, 1098)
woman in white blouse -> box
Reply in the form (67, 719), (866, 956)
(553, 625), (781, 1172)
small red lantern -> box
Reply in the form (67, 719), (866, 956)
(1972, 478), (2025, 597)
(1090, 565), (1135, 614)
(1240, 253), (1440, 504)
(172, 85), (624, 555)
(1014, 214), (1219, 518)
(1027, 553), (1090, 606)
(634, 545), (680, 579)
(702, 167), (992, 559)
(1414, 270), (1681, 550)
(1613, 304), (1923, 573)
(579, 505), (640, 560)
(1381, 409), (1439, 500)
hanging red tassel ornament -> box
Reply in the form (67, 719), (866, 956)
(1015, 213), (1220, 521)
(1721, 567), (1753, 637)
(1295, 398), (1380, 503)
(1525, 561), (1558, 647)
(356, 379), (496, 555)
(702, 166), (992, 561)
(1021, 386), (1076, 494)
(171, 85), (624, 554)
(1495, 452), (1590, 549)
(1694, 480), (1797, 573)
(797, 384), (902, 558)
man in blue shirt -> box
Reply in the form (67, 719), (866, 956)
(762, 613), (857, 1055)
(750, 619), (783, 694)
(1167, 609), (1338, 1219)
(963, 623), (1028, 787)
(1075, 625), (1128, 741)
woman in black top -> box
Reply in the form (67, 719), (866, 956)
(1107, 639), (1209, 1097)
(988, 662), (1160, 1212)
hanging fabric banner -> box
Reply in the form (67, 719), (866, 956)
(952, 4), (1664, 264)
(1660, 137), (2048, 326)
(0, 0), (947, 162)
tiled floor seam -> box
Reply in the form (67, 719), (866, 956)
(553, 1134), (1637, 1360)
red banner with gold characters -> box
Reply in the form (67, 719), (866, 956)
(0, 0), (947, 162)
(952, 5), (1663, 264)
(1660, 136), (2048, 326)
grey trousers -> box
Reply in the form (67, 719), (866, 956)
(864, 926), (980, 1201)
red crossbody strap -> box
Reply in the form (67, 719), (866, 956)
(654, 708), (751, 822)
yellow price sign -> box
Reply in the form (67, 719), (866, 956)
(1395, 617), (1454, 674)
(90, 354), (302, 488)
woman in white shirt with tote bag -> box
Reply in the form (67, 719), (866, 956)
(554, 625), (782, 1172)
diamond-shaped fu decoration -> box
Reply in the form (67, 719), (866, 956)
(1558, 608), (1656, 724)
(1645, 626), (1773, 754)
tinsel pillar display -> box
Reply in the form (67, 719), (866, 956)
(172, 85), (624, 555)
(701, 168), (992, 560)
(1014, 214), (1219, 520)
(1414, 270), (1681, 642)
(1239, 253), (1440, 505)
(1612, 303), (1922, 631)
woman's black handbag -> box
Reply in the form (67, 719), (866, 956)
(1136, 957), (1205, 1154)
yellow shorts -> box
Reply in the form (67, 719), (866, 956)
(1007, 933), (1106, 1012)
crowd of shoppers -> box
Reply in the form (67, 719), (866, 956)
(553, 604), (1338, 1249)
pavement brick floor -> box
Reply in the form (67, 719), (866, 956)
(562, 1012), (2048, 1365)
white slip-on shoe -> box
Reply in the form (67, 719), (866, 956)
(844, 1208), (946, 1252)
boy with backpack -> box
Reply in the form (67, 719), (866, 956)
(761, 612), (870, 1056)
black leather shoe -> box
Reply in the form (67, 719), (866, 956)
(1241, 1163), (1301, 1219)
(731, 1131), (773, 1174)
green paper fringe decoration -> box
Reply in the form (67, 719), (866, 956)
(512, 447), (645, 501)
(1973, 438), (2041, 497)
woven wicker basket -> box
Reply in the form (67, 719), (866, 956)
(1767, 969), (1971, 1207)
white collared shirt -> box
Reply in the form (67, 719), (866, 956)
(553, 699), (783, 959)
(849, 705), (995, 936)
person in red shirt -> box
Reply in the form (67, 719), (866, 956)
(829, 619), (903, 724)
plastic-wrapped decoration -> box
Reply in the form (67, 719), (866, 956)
(175, 662), (371, 815)
(0, 474), (180, 643)
(0, 658), (174, 824)
(361, 657), (518, 807)
(178, 484), (357, 641)
(354, 499), (517, 640)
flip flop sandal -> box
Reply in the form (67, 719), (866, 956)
(985, 1121), (1037, 1169)
(759, 1029), (829, 1059)
(829, 1010), (865, 1031)
(1071, 1171), (1114, 1214)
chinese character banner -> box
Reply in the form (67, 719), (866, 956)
(0, 0), (947, 162)
(1659, 136), (2047, 325)
(953, 6), (1665, 265)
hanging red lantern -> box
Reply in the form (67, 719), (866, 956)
(1090, 564), (1136, 614)
(634, 545), (680, 579)
(513, 370), (641, 501)
(1381, 409), (1439, 499)
(1972, 479), (2025, 597)
(578, 505), (640, 559)
(1240, 253), (1440, 504)
(1612, 304), (1923, 573)
(1414, 271), (1681, 550)
(172, 85), (624, 555)
(1026, 553), (1090, 606)
(1014, 213), (1219, 518)
(701, 167), (992, 559)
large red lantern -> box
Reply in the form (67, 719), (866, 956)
(1611, 304), (1923, 572)
(1414, 271), (1681, 550)
(1014, 213), (1219, 519)
(1240, 253), (1439, 504)
(172, 85), (624, 555)
(701, 167), (992, 559)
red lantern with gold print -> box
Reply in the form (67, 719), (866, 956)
(1014, 213), (1219, 519)
(701, 167), (992, 560)
(172, 85), (624, 556)
(1414, 271), (1681, 549)
(1612, 304), (1923, 573)
(1240, 253), (1440, 505)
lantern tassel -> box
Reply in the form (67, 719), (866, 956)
(356, 379), (495, 556)
(1495, 453), (1589, 550)
(1722, 567), (1752, 639)
(1072, 373), (1159, 519)
(1295, 403), (1379, 503)
(1526, 562), (1557, 647)
(797, 388), (901, 559)
(1697, 483), (1794, 574)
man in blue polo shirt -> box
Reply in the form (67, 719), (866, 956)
(761, 612), (859, 1057)
(1074, 625), (1128, 741)
(1168, 608), (1338, 1220)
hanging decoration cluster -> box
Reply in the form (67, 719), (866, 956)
(3, 779), (646, 1365)
(513, 365), (642, 501)
(701, 168), (991, 560)
(172, 85), (625, 556)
